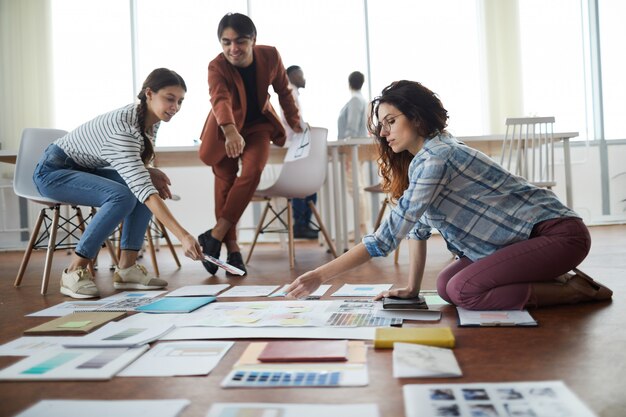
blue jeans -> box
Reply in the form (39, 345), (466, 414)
(292, 193), (317, 228)
(33, 144), (151, 259)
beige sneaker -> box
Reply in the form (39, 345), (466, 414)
(113, 264), (167, 290)
(60, 267), (100, 299)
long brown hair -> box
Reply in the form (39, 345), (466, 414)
(136, 68), (187, 164)
(367, 80), (448, 200)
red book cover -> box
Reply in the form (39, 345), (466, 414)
(257, 340), (349, 363)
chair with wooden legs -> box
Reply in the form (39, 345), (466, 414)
(12, 128), (118, 295)
(246, 127), (338, 268)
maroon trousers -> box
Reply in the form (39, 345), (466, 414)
(212, 122), (273, 242)
(436, 217), (591, 310)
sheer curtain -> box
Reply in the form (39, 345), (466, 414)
(0, 0), (53, 156)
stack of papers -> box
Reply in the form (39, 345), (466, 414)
(62, 322), (174, 348)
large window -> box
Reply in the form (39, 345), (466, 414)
(135, 0), (245, 146)
(518, 0), (587, 139)
(599, 0), (626, 140)
(51, 0), (133, 131)
(367, 0), (483, 136)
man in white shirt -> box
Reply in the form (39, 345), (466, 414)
(284, 65), (318, 239)
(337, 71), (371, 236)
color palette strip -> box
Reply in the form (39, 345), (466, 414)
(326, 312), (402, 327)
(223, 370), (342, 387)
(21, 352), (81, 375)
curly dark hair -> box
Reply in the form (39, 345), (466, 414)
(367, 80), (448, 200)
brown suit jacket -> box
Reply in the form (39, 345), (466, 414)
(198, 45), (301, 166)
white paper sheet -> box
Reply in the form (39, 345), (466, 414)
(14, 399), (190, 417)
(393, 343), (462, 378)
(62, 322), (174, 348)
(165, 284), (230, 297)
(207, 403), (379, 417)
(219, 285), (280, 297)
(0, 336), (76, 356)
(161, 326), (376, 341)
(403, 381), (597, 417)
(0, 345), (148, 381)
(331, 284), (393, 297)
(269, 284), (331, 298)
(119, 341), (233, 377)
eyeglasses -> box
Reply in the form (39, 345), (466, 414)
(378, 113), (404, 133)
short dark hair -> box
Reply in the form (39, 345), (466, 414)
(348, 71), (365, 90)
(217, 13), (256, 40)
(286, 65), (301, 77)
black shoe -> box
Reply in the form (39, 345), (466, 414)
(226, 252), (247, 276)
(198, 229), (222, 275)
(293, 225), (319, 239)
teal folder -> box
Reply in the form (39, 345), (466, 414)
(135, 296), (216, 313)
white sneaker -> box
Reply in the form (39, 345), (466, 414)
(60, 267), (100, 299)
(113, 264), (167, 290)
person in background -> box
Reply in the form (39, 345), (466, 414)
(33, 68), (204, 299)
(287, 80), (612, 309)
(198, 13), (302, 276)
(338, 71), (371, 237)
(283, 65), (318, 240)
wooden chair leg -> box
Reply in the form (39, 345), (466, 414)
(14, 208), (46, 288)
(41, 206), (61, 295)
(246, 200), (271, 264)
(309, 200), (338, 258)
(158, 220), (181, 268)
(287, 199), (295, 269)
(145, 226), (160, 277)
(373, 197), (389, 230)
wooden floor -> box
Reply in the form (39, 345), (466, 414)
(0, 225), (624, 417)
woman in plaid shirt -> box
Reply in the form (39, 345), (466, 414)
(287, 80), (612, 310)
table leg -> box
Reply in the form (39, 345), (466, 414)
(351, 145), (360, 245)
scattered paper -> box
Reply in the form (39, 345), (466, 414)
(393, 342), (462, 378)
(331, 284), (393, 297)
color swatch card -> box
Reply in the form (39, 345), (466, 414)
(62, 322), (174, 348)
(203, 255), (245, 275)
(14, 399), (190, 417)
(0, 336), (76, 357)
(118, 341), (233, 377)
(164, 284), (230, 297)
(403, 381), (597, 417)
(223, 340), (368, 388)
(0, 345), (148, 381)
(135, 296), (216, 313)
(393, 342), (462, 378)
(258, 340), (349, 362)
(218, 285), (281, 298)
(331, 284), (393, 297)
(456, 308), (538, 327)
(206, 403), (380, 417)
(23, 312), (126, 336)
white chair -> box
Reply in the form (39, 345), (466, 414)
(246, 127), (338, 268)
(501, 117), (557, 189)
(13, 128), (118, 295)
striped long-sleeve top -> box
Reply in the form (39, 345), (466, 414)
(54, 104), (159, 203)
(363, 132), (579, 262)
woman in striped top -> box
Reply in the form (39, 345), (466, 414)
(33, 68), (203, 299)
(286, 80), (612, 310)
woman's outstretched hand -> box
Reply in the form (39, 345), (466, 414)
(373, 286), (420, 301)
(180, 234), (203, 261)
(285, 270), (323, 299)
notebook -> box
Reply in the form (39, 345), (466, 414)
(257, 340), (350, 363)
(23, 312), (126, 336)
(135, 296), (216, 313)
(374, 327), (455, 349)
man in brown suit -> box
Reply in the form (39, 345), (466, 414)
(198, 13), (302, 276)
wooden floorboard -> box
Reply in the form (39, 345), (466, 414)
(0, 225), (624, 416)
